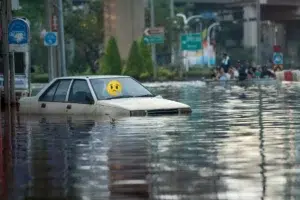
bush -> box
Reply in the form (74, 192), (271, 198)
(123, 41), (145, 79)
(157, 67), (176, 81)
(139, 72), (151, 81)
(82, 67), (93, 75)
(139, 40), (153, 75)
(186, 67), (213, 78)
(100, 36), (122, 75)
(31, 73), (48, 83)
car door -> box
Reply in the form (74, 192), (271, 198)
(38, 79), (72, 114)
(65, 79), (98, 115)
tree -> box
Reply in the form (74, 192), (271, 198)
(15, 0), (47, 71)
(64, 1), (104, 73)
(100, 37), (122, 75)
(139, 40), (153, 75)
(123, 41), (144, 79)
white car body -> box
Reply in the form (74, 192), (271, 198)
(19, 75), (192, 117)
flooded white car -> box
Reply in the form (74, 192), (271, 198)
(19, 75), (192, 116)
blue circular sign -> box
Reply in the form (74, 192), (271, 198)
(273, 53), (283, 65)
(44, 32), (57, 46)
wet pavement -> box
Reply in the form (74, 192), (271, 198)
(1, 81), (300, 200)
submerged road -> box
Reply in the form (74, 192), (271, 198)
(0, 80), (299, 200)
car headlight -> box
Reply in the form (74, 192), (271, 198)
(179, 107), (192, 115)
(130, 110), (147, 116)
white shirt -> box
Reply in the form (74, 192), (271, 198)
(225, 73), (231, 79)
(233, 70), (239, 78)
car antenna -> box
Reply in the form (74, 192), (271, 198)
(105, 113), (116, 125)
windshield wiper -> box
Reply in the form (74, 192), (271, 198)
(105, 95), (135, 100)
(134, 94), (155, 97)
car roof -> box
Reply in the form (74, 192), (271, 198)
(55, 75), (130, 80)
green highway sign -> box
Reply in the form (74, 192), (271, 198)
(143, 27), (165, 44)
(143, 35), (164, 44)
(180, 33), (202, 51)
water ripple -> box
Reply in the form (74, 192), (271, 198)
(1, 82), (300, 200)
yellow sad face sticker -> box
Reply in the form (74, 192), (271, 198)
(106, 80), (122, 96)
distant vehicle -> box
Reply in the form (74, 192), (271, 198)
(19, 75), (192, 116)
(0, 52), (32, 103)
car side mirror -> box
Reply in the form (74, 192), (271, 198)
(85, 95), (94, 104)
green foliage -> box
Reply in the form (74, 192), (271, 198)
(15, 0), (104, 74)
(186, 67), (213, 78)
(31, 73), (48, 83)
(158, 67), (176, 81)
(100, 37), (122, 75)
(82, 67), (93, 75)
(139, 72), (151, 81)
(15, 0), (47, 72)
(139, 40), (153, 75)
(64, 1), (104, 73)
(123, 41), (144, 79)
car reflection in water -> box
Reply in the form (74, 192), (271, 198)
(18, 115), (95, 199)
(108, 125), (151, 200)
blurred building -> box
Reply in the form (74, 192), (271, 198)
(103, 0), (145, 59)
(174, 0), (300, 65)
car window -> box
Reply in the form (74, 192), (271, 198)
(39, 81), (60, 102)
(53, 80), (72, 102)
(68, 80), (93, 104)
(90, 77), (153, 100)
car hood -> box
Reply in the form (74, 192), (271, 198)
(98, 97), (190, 111)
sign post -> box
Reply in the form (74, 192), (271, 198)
(180, 33), (202, 51)
(143, 27), (165, 44)
(8, 17), (30, 104)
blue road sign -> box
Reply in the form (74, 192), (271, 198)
(273, 52), (283, 65)
(44, 32), (58, 46)
(201, 12), (217, 19)
(8, 18), (30, 52)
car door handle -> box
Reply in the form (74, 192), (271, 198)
(41, 103), (46, 108)
(66, 105), (71, 109)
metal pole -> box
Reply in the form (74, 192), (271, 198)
(150, 0), (157, 80)
(57, 0), (67, 76)
(207, 22), (219, 68)
(2, 0), (10, 105)
(170, 0), (175, 65)
(256, 0), (261, 66)
(274, 25), (277, 45)
(7, 0), (15, 105)
(45, 0), (54, 80)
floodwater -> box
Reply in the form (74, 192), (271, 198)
(1, 81), (300, 200)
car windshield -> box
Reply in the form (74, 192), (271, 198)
(90, 77), (154, 100)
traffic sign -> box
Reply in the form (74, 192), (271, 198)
(180, 33), (202, 51)
(8, 18), (30, 52)
(144, 27), (164, 36)
(143, 35), (164, 44)
(143, 27), (164, 44)
(44, 32), (58, 46)
(273, 52), (283, 65)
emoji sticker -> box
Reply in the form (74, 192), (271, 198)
(106, 80), (122, 96)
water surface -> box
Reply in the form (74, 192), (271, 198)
(1, 81), (300, 200)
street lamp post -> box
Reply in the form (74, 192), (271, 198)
(176, 13), (205, 32)
(207, 22), (220, 68)
(176, 13), (204, 78)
